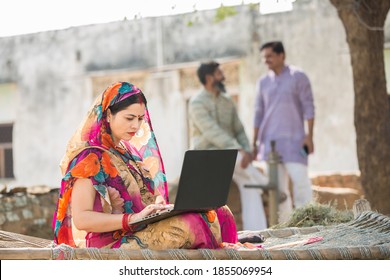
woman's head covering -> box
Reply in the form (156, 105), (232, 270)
(60, 81), (168, 201)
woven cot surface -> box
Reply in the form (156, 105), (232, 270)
(0, 230), (53, 249)
(0, 211), (389, 260)
(257, 211), (390, 249)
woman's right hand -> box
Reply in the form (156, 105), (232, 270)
(130, 204), (171, 222)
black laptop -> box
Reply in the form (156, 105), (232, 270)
(129, 149), (238, 226)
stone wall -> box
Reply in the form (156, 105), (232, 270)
(0, 186), (58, 240)
(311, 171), (364, 210)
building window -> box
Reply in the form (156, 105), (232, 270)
(0, 123), (14, 178)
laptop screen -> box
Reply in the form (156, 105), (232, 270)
(173, 149), (238, 211)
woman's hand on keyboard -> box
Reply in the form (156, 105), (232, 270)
(154, 194), (166, 205)
(130, 204), (167, 222)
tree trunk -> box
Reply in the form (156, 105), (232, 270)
(329, 0), (390, 215)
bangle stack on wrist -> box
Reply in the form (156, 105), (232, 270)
(122, 213), (135, 232)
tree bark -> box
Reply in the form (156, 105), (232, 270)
(329, 0), (390, 215)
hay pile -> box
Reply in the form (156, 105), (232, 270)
(272, 202), (354, 228)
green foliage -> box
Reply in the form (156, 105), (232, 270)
(272, 203), (354, 228)
(214, 5), (238, 23)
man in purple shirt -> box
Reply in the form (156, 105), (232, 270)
(253, 41), (315, 223)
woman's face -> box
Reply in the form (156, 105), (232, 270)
(107, 102), (146, 145)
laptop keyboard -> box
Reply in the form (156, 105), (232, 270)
(139, 208), (172, 221)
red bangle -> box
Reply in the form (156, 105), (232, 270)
(122, 213), (132, 232)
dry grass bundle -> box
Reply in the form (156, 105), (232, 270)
(273, 203), (354, 228)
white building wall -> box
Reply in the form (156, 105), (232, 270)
(0, 83), (18, 123)
(144, 70), (188, 182)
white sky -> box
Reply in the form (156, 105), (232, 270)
(0, 0), (295, 37)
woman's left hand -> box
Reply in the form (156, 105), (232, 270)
(154, 194), (166, 205)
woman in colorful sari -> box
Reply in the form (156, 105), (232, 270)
(53, 81), (238, 249)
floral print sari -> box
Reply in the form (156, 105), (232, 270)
(53, 82), (238, 249)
